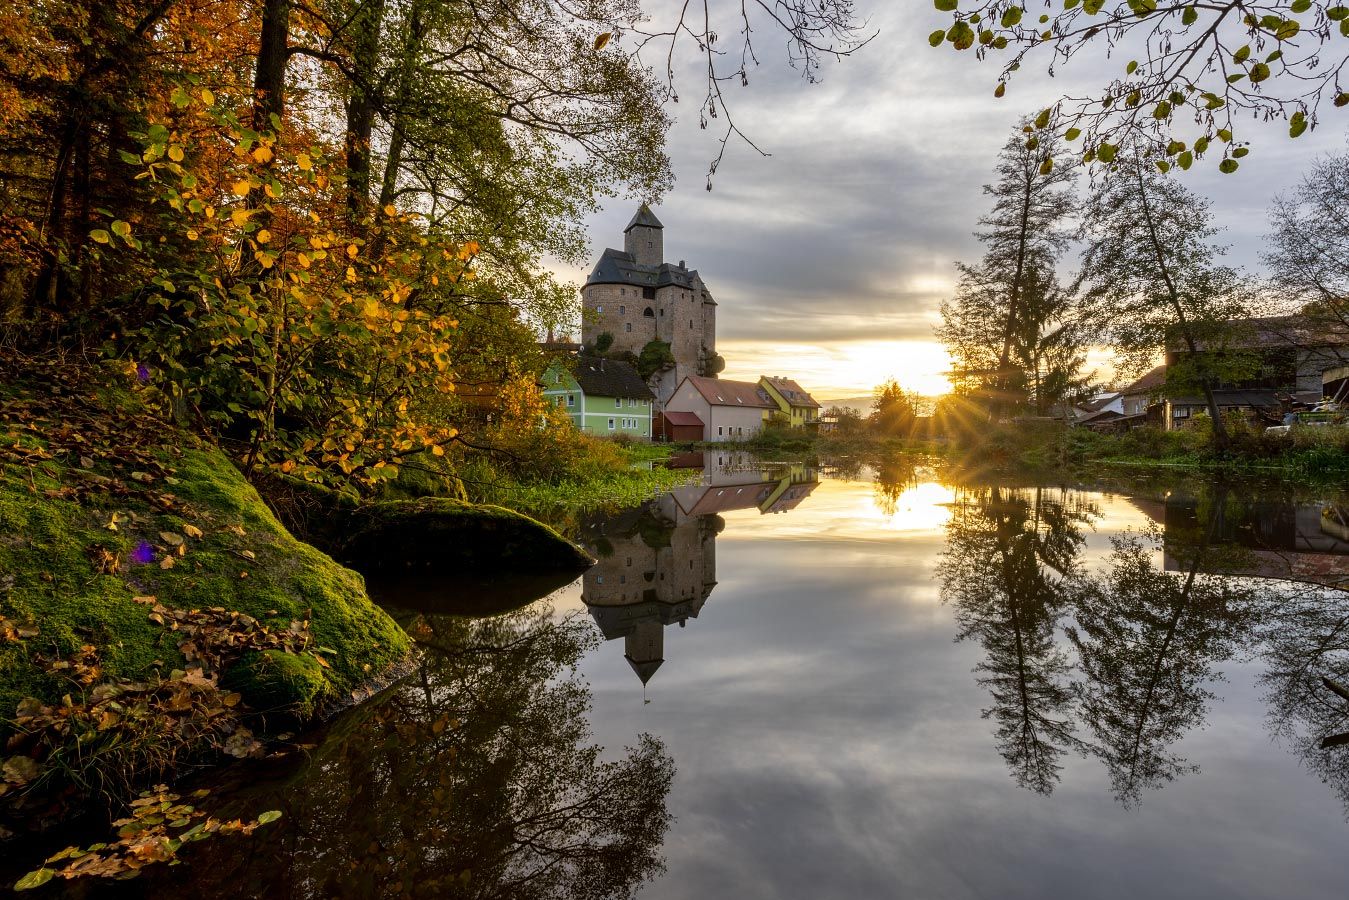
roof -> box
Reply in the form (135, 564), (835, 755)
(761, 376), (820, 409)
(658, 410), (704, 427)
(572, 356), (654, 401)
(625, 203), (664, 232)
(585, 247), (701, 291)
(1170, 389), (1283, 408)
(1121, 364), (1167, 396)
(1076, 393), (1121, 414)
(1171, 314), (1349, 352)
(682, 375), (777, 408)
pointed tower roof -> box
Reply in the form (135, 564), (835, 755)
(626, 654), (664, 684)
(624, 203), (663, 232)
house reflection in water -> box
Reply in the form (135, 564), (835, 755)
(1131, 494), (1349, 588)
(580, 453), (819, 685)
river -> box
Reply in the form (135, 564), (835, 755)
(22, 453), (1349, 898)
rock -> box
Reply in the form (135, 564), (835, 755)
(341, 498), (594, 577)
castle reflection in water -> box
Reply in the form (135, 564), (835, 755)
(579, 452), (819, 685)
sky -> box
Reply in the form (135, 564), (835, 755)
(550, 3), (1348, 401)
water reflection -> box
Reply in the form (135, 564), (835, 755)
(941, 486), (1096, 795)
(577, 455), (821, 686)
(941, 480), (1349, 811)
(116, 605), (674, 900)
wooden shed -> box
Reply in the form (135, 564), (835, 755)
(654, 410), (705, 442)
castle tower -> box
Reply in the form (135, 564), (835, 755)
(581, 204), (718, 406)
(624, 204), (664, 267)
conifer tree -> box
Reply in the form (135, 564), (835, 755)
(937, 119), (1080, 418)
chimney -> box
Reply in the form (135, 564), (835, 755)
(679, 260), (686, 268)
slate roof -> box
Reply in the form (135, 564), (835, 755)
(1121, 364), (1167, 396)
(585, 247), (702, 291)
(762, 376), (821, 409)
(625, 203), (664, 232)
(683, 376), (777, 409)
(572, 356), (655, 401)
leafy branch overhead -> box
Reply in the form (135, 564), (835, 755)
(928, 1), (1349, 172)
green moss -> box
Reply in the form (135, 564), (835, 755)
(0, 397), (411, 741)
(221, 649), (326, 719)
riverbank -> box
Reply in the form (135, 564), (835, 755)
(0, 361), (418, 836)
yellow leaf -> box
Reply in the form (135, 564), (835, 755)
(231, 208), (254, 226)
(431, 444), (444, 457)
(296, 153), (312, 171)
(231, 180), (251, 196)
(168, 145), (184, 162)
(186, 229), (199, 240)
(346, 266), (356, 282)
(200, 88), (215, 106)
(382, 204), (397, 217)
(297, 252), (311, 268)
(252, 145), (273, 164)
(255, 229), (271, 244)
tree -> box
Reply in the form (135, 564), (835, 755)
(1265, 145), (1349, 370)
(869, 378), (919, 436)
(937, 119), (1080, 418)
(1076, 151), (1263, 450)
(926, 1), (1349, 173)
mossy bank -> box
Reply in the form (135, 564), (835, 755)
(0, 365), (412, 829)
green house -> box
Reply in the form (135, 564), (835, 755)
(543, 356), (654, 438)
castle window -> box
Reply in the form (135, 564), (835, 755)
(689, 320), (694, 329)
(625, 323), (632, 333)
(643, 307), (654, 318)
(642, 286), (655, 300)
(621, 288), (626, 296)
(596, 305), (603, 312)
(619, 305), (625, 315)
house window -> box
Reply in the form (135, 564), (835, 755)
(718, 426), (724, 436)
(567, 395), (575, 407)
(608, 418), (616, 430)
(596, 305), (603, 312)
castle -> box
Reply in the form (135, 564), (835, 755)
(581, 204), (718, 404)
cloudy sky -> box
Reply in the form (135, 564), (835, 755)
(552, 3), (1347, 400)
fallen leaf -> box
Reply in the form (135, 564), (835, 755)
(3, 755), (39, 785)
(159, 531), (184, 547)
(79, 455), (94, 468)
(159, 556), (176, 570)
(182, 524), (203, 539)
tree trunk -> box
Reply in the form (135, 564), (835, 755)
(345, 0), (387, 223)
(1131, 161), (1230, 452)
(253, 0), (291, 135)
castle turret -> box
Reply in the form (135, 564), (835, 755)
(624, 203), (664, 268)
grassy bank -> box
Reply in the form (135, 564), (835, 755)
(0, 363), (411, 831)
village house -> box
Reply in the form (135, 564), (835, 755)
(542, 355), (654, 438)
(759, 376), (821, 427)
(664, 375), (776, 441)
(1162, 315), (1349, 429)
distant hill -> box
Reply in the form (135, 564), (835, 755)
(818, 396), (874, 417)
(818, 395), (939, 417)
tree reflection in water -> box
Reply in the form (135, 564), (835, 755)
(941, 486), (1096, 795)
(938, 481), (1349, 810)
(124, 603), (673, 900)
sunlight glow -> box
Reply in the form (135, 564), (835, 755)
(720, 339), (953, 399)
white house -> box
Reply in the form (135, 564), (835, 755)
(663, 375), (776, 441)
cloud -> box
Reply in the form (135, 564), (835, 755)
(553, 2), (1347, 383)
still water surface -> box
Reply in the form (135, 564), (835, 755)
(54, 455), (1349, 897)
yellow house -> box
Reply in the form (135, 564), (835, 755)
(759, 376), (821, 428)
